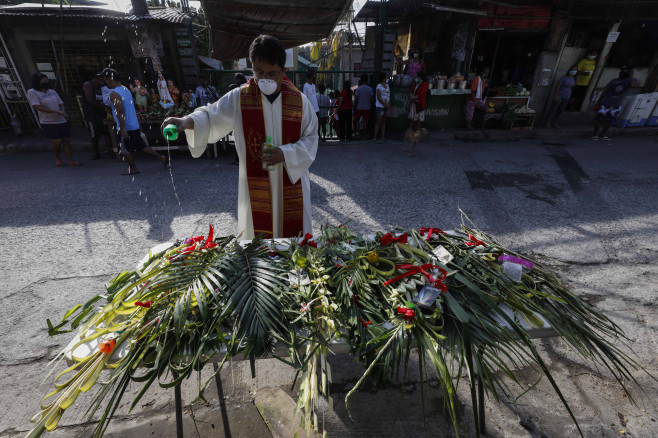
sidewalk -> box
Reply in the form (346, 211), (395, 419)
(1, 120), (656, 154)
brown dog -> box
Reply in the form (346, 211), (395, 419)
(403, 127), (429, 156)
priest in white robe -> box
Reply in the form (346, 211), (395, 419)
(162, 35), (318, 240)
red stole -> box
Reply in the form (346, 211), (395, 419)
(240, 77), (304, 238)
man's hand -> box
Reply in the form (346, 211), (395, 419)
(58, 111), (68, 118)
(121, 128), (129, 139)
(263, 147), (285, 167)
(161, 116), (194, 136)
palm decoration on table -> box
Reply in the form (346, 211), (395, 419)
(27, 220), (653, 438)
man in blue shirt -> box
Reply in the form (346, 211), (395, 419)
(102, 68), (168, 175)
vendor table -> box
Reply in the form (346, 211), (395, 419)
(389, 87), (469, 130)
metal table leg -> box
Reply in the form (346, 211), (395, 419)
(173, 371), (184, 438)
(213, 363), (232, 437)
(478, 375), (486, 435)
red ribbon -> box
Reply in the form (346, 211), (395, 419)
(204, 224), (214, 248)
(383, 263), (447, 292)
(464, 233), (485, 247)
(359, 317), (372, 328)
(135, 301), (154, 308)
(419, 227), (445, 241)
(298, 233), (318, 248)
(380, 232), (408, 246)
(397, 306), (416, 322)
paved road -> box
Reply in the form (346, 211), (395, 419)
(1, 135), (657, 437)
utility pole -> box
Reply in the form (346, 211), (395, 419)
(348, 6), (353, 85)
(581, 21), (621, 111)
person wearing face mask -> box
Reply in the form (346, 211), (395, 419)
(27, 72), (81, 167)
(162, 34), (318, 239)
(571, 49), (598, 110)
(592, 69), (631, 140)
(546, 65), (578, 128)
(398, 47), (426, 77)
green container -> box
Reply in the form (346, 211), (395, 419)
(163, 124), (179, 141)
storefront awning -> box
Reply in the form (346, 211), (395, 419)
(203, 0), (353, 61)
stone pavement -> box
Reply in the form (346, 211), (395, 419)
(0, 134), (657, 438)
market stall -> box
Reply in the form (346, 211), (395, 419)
(388, 85), (470, 130)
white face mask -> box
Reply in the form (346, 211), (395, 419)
(415, 77), (421, 83)
(413, 53), (419, 58)
(569, 70), (577, 76)
(587, 56), (596, 60)
(257, 78), (278, 96)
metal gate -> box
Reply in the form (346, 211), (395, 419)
(204, 69), (376, 140)
(0, 32), (40, 133)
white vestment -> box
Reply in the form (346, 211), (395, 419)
(185, 87), (318, 240)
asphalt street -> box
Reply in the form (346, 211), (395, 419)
(0, 134), (657, 437)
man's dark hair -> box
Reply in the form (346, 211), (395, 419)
(102, 68), (121, 82)
(360, 73), (369, 83)
(378, 72), (387, 82)
(32, 72), (48, 90)
(249, 34), (286, 69)
(307, 69), (316, 80)
(318, 83), (326, 93)
(234, 73), (246, 85)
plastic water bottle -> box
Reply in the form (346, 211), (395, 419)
(163, 123), (178, 141)
(262, 135), (275, 171)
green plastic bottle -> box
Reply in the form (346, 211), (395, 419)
(262, 135), (275, 171)
(163, 124), (178, 141)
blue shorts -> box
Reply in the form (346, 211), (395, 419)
(42, 122), (71, 140)
(376, 107), (387, 116)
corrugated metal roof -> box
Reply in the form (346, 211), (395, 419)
(203, 0), (352, 61)
(0, 4), (191, 25)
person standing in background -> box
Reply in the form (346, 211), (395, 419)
(408, 71), (429, 131)
(303, 71), (320, 124)
(546, 65), (577, 128)
(592, 69), (631, 141)
(397, 47), (426, 77)
(316, 84), (330, 141)
(82, 72), (111, 159)
(195, 77), (219, 106)
(372, 72), (391, 141)
(466, 67), (488, 129)
(336, 81), (353, 141)
(571, 49), (598, 110)
(353, 73), (374, 139)
(28, 72), (81, 167)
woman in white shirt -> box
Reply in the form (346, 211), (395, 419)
(372, 72), (391, 141)
(27, 72), (81, 166)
